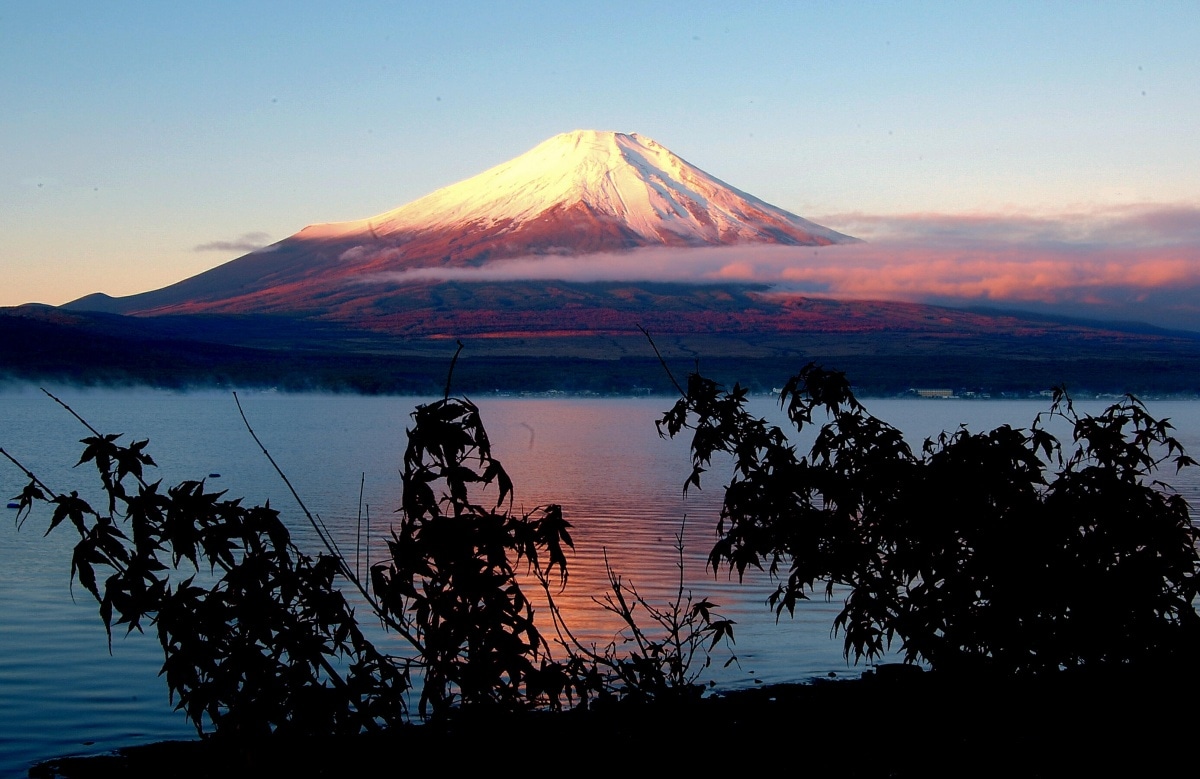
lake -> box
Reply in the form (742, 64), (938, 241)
(3, 387), (1199, 774)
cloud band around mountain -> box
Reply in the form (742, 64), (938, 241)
(362, 203), (1200, 331)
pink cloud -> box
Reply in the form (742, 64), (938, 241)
(715, 261), (756, 280)
(776, 246), (1199, 304)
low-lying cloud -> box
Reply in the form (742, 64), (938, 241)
(364, 203), (1200, 331)
(194, 232), (273, 253)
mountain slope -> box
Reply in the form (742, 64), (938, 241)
(65, 131), (856, 318)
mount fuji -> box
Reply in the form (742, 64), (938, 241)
(66, 130), (856, 320)
(36, 130), (1200, 394)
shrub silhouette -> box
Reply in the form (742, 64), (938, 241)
(3, 384), (730, 737)
(591, 526), (737, 702)
(368, 394), (581, 717)
(8, 359), (1198, 742)
(5, 394), (408, 737)
(5, 390), (584, 733)
(659, 363), (1200, 674)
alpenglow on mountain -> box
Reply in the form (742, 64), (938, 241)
(68, 130), (858, 317)
(310, 129), (857, 248)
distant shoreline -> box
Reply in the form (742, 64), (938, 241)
(5, 379), (1200, 403)
(6, 303), (1200, 399)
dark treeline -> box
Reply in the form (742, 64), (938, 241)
(5, 306), (1200, 396)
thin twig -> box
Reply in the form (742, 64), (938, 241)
(42, 388), (103, 437)
(233, 392), (343, 559)
(444, 340), (465, 400)
(356, 472), (365, 584)
(637, 325), (685, 398)
(232, 392), (424, 654)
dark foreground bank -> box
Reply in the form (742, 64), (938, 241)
(31, 668), (1197, 778)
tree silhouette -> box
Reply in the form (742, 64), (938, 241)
(659, 364), (1200, 673)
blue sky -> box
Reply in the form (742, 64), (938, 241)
(3, 1), (1198, 315)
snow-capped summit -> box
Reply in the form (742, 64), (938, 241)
(304, 129), (855, 249)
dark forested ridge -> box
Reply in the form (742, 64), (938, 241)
(5, 301), (1200, 396)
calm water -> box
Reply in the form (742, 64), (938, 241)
(3, 387), (1199, 774)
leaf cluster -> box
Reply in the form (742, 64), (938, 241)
(6, 408), (405, 738)
(369, 396), (587, 717)
(660, 364), (1200, 675)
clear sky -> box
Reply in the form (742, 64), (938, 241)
(3, 1), (1198, 323)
